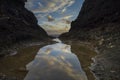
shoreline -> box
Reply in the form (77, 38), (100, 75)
(60, 37), (120, 80)
(0, 38), (52, 57)
(0, 39), (53, 80)
(61, 39), (97, 80)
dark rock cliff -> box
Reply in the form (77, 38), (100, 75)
(61, 0), (120, 39)
(70, 0), (120, 30)
(60, 0), (120, 80)
(0, 0), (48, 54)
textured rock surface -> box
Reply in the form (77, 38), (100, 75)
(71, 0), (120, 31)
(60, 0), (120, 80)
(0, 0), (48, 55)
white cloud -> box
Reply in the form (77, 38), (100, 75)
(61, 0), (75, 13)
(25, 0), (75, 14)
(62, 15), (73, 20)
(39, 14), (73, 31)
(61, 8), (67, 13)
(38, 2), (44, 7)
(47, 15), (55, 22)
(25, 0), (75, 32)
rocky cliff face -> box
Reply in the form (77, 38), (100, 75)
(0, 0), (48, 54)
(61, 0), (120, 38)
(61, 0), (120, 80)
(71, 0), (120, 30)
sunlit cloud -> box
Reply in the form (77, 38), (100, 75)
(61, 8), (67, 13)
(47, 15), (55, 22)
(41, 21), (70, 31)
(26, 0), (75, 14)
(62, 15), (73, 20)
(61, 0), (75, 14)
(25, 0), (83, 36)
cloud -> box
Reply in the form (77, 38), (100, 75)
(38, 2), (44, 7)
(65, 20), (71, 24)
(47, 15), (55, 22)
(39, 14), (73, 31)
(61, 15), (73, 24)
(25, 0), (75, 14)
(61, 0), (75, 13)
(41, 21), (70, 31)
(61, 8), (67, 13)
(62, 15), (73, 20)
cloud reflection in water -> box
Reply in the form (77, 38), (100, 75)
(24, 39), (88, 80)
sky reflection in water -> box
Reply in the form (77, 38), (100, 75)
(24, 39), (88, 80)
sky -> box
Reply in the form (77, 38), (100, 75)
(25, 0), (84, 35)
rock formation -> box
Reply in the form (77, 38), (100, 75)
(0, 0), (48, 55)
(60, 0), (120, 80)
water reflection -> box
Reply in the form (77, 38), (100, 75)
(24, 39), (88, 80)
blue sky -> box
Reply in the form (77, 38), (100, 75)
(25, 0), (84, 34)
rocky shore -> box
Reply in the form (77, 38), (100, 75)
(60, 0), (120, 80)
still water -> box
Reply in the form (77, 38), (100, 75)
(24, 38), (88, 80)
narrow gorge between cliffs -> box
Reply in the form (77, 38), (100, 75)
(1, 0), (120, 80)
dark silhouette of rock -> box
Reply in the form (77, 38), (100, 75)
(60, 0), (120, 80)
(0, 0), (48, 55)
(71, 0), (120, 30)
(61, 0), (120, 38)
